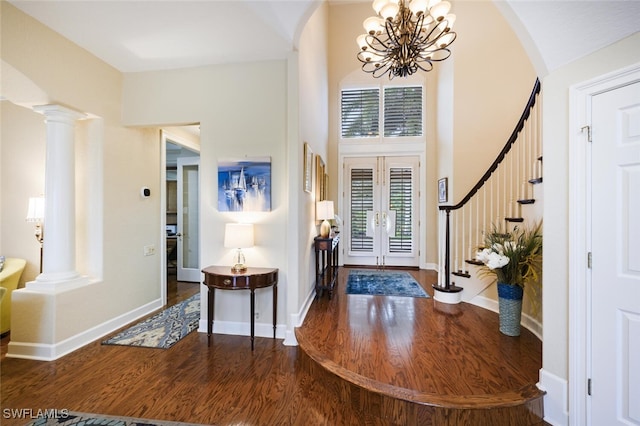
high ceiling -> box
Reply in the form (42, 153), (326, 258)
(7, 0), (640, 74)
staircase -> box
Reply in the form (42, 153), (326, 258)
(434, 79), (543, 331)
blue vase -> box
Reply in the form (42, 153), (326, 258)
(497, 283), (524, 336)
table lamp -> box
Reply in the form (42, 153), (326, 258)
(224, 223), (254, 273)
(316, 200), (334, 238)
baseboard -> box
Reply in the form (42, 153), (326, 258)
(538, 368), (569, 426)
(195, 285), (315, 346)
(468, 295), (542, 340)
(6, 298), (164, 361)
(197, 319), (285, 339)
(283, 285), (316, 346)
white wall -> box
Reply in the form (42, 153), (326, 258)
(539, 32), (640, 424)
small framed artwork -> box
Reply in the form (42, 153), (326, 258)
(316, 155), (325, 201)
(324, 174), (329, 201)
(303, 143), (313, 193)
(438, 177), (448, 203)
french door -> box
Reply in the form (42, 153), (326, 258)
(343, 156), (419, 267)
(176, 156), (200, 282)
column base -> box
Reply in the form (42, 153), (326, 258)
(27, 274), (89, 292)
(432, 284), (464, 304)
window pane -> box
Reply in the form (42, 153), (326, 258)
(350, 168), (374, 252)
(341, 89), (379, 138)
(388, 167), (413, 253)
(384, 86), (422, 137)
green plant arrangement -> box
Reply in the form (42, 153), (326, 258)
(476, 221), (542, 336)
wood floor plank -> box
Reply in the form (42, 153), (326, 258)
(1, 269), (546, 425)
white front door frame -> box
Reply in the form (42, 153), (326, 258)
(569, 62), (640, 426)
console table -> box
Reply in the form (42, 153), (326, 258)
(314, 234), (339, 299)
(202, 265), (278, 350)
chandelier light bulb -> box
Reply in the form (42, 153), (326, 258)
(430, 1), (451, 21)
(356, 0), (457, 78)
(409, 0), (428, 16)
(364, 16), (384, 34)
(380, 2), (400, 20)
(372, 0), (390, 14)
(357, 34), (369, 50)
(444, 13), (456, 31)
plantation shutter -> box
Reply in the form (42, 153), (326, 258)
(341, 89), (380, 138)
(383, 86), (423, 137)
(388, 167), (413, 253)
(350, 168), (374, 252)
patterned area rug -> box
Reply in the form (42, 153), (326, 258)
(25, 411), (203, 425)
(346, 270), (429, 298)
(102, 293), (200, 349)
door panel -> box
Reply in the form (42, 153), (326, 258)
(343, 156), (419, 267)
(590, 80), (640, 425)
(177, 157), (200, 282)
(345, 157), (378, 265)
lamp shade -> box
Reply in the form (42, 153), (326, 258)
(224, 223), (254, 249)
(316, 201), (335, 221)
(26, 196), (45, 222)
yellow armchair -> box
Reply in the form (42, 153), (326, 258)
(0, 258), (26, 336)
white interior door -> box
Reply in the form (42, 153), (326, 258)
(177, 156), (200, 282)
(343, 156), (419, 267)
(590, 80), (640, 424)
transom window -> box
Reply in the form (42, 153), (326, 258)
(340, 85), (423, 139)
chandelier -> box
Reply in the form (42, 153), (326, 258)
(356, 0), (457, 79)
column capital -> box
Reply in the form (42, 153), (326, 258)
(33, 104), (86, 123)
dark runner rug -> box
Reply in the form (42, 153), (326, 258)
(346, 269), (429, 298)
(102, 293), (200, 349)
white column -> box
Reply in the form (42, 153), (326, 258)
(32, 105), (86, 285)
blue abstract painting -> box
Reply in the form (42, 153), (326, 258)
(218, 157), (271, 212)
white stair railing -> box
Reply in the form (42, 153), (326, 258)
(435, 79), (542, 300)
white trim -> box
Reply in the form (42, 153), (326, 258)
(283, 285), (316, 346)
(7, 298), (164, 361)
(196, 319), (286, 341)
(538, 368), (569, 426)
(568, 62), (640, 426)
(195, 285), (315, 347)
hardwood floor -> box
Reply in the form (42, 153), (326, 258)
(296, 268), (545, 425)
(1, 268), (545, 425)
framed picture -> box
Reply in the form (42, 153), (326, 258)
(316, 155), (325, 201)
(438, 177), (448, 203)
(303, 143), (313, 193)
(218, 157), (271, 212)
(324, 174), (329, 201)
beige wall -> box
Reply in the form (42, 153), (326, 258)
(1, 2), (161, 349)
(541, 31), (640, 386)
(327, 1), (536, 268)
(298, 3), (330, 308)
(450, 0), (537, 201)
(122, 60), (289, 328)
